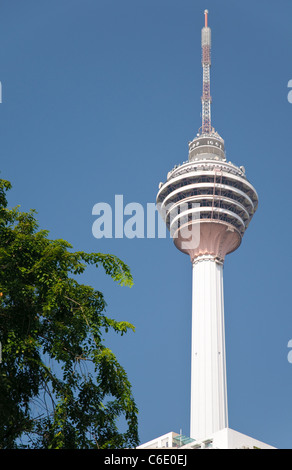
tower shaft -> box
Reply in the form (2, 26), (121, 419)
(190, 255), (228, 439)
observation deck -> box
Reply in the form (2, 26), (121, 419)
(156, 132), (258, 262)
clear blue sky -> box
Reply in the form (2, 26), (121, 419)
(0, 0), (292, 449)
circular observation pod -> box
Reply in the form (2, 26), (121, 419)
(156, 156), (258, 262)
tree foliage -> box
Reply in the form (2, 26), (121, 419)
(0, 179), (139, 449)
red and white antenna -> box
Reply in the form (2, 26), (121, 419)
(201, 9), (212, 134)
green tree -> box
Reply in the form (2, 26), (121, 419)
(0, 179), (139, 449)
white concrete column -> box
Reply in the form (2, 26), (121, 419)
(190, 254), (228, 440)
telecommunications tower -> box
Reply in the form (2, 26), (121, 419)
(156, 10), (258, 440)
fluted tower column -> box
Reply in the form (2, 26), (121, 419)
(190, 255), (228, 439)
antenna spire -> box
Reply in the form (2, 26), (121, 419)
(204, 9), (208, 27)
(201, 9), (212, 134)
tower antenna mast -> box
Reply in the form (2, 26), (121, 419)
(201, 9), (212, 134)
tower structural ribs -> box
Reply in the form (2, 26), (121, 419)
(156, 10), (258, 441)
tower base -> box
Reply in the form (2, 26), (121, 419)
(137, 428), (276, 449)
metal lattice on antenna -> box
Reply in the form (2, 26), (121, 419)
(201, 9), (212, 134)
